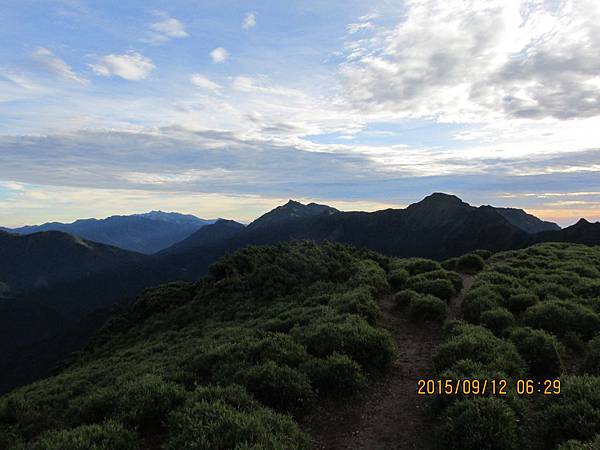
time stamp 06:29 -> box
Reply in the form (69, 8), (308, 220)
(417, 378), (561, 396)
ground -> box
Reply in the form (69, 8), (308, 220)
(303, 275), (474, 449)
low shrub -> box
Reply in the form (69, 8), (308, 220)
(331, 286), (379, 325)
(408, 278), (456, 301)
(441, 258), (458, 271)
(557, 435), (600, 450)
(234, 361), (315, 413)
(294, 315), (396, 371)
(165, 394), (309, 450)
(394, 289), (420, 309)
(480, 308), (514, 336)
(388, 268), (409, 291)
(456, 253), (486, 274)
(304, 353), (365, 395)
(439, 397), (519, 450)
(537, 375), (600, 448)
(508, 327), (563, 377)
(523, 300), (600, 339)
(408, 295), (447, 323)
(26, 421), (137, 450)
(405, 259), (442, 275)
(433, 324), (525, 377)
(462, 287), (502, 323)
(504, 292), (538, 314)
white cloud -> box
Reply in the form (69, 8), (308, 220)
(210, 47), (228, 63)
(90, 52), (155, 81)
(340, 0), (600, 122)
(190, 74), (222, 92)
(242, 12), (257, 29)
(32, 47), (87, 84)
(231, 76), (304, 98)
(144, 11), (189, 45)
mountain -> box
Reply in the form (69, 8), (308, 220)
(247, 200), (337, 231)
(534, 218), (600, 245)
(0, 230), (147, 295)
(160, 219), (245, 255)
(0, 230), (149, 362)
(494, 207), (561, 233)
(5, 211), (214, 254)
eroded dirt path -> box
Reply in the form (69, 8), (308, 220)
(303, 274), (474, 450)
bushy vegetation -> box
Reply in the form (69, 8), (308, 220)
(434, 243), (600, 450)
(0, 242), (398, 449)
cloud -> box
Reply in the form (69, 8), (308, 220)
(340, 0), (600, 122)
(242, 12), (257, 29)
(190, 74), (222, 92)
(231, 76), (304, 98)
(210, 47), (228, 63)
(32, 47), (87, 84)
(144, 11), (189, 45)
(90, 52), (155, 80)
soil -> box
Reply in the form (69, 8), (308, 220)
(303, 275), (474, 449)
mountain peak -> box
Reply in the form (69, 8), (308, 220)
(248, 200), (338, 230)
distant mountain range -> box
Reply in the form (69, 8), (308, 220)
(2, 193), (600, 392)
(3, 211), (214, 254)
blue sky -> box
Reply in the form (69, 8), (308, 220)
(1, 0), (600, 226)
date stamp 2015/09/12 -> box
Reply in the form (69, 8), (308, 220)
(417, 379), (561, 396)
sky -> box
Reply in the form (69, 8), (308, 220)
(1, 0), (599, 227)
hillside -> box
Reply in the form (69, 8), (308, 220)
(5, 211), (214, 254)
(0, 230), (147, 296)
(0, 242), (399, 449)
(2, 241), (599, 449)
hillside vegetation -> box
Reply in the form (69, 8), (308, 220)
(0, 242), (403, 449)
(433, 243), (600, 450)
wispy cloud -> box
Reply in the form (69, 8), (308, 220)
(242, 12), (257, 29)
(210, 47), (228, 64)
(90, 52), (155, 80)
(32, 47), (88, 84)
(144, 11), (189, 45)
(190, 74), (222, 93)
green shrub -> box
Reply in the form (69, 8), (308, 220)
(441, 258), (458, 271)
(538, 375), (600, 448)
(234, 361), (315, 412)
(523, 300), (600, 339)
(394, 289), (420, 309)
(480, 308), (514, 336)
(27, 421), (137, 450)
(405, 259), (442, 275)
(117, 374), (186, 432)
(295, 315), (396, 371)
(434, 324), (525, 377)
(456, 253), (486, 274)
(388, 268), (409, 290)
(408, 278), (456, 301)
(585, 336), (600, 375)
(408, 295), (447, 323)
(504, 292), (538, 314)
(331, 286), (379, 325)
(166, 397), (309, 450)
(535, 282), (574, 300)
(304, 353), (365, 395)
(440, 397), (519, 450)
(462, 287), (502, 323)
(472, 249), (493, 260)
(508, 327), (563, 377)
(557, 435), (600, 449)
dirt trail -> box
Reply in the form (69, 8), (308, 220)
(304, 275), (474, 450)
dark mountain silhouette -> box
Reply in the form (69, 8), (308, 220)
(494, 207), (560, 233)
(5, 211), (214, 254)
(534, 218), (600, 245)
(2, 193), (600, 393)
(160, 219), (245, 256)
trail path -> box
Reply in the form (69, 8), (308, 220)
(304, 274), (474, 449)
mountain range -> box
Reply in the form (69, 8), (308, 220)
(1, 192), (599, 392)
(3, 211), (214, 254)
